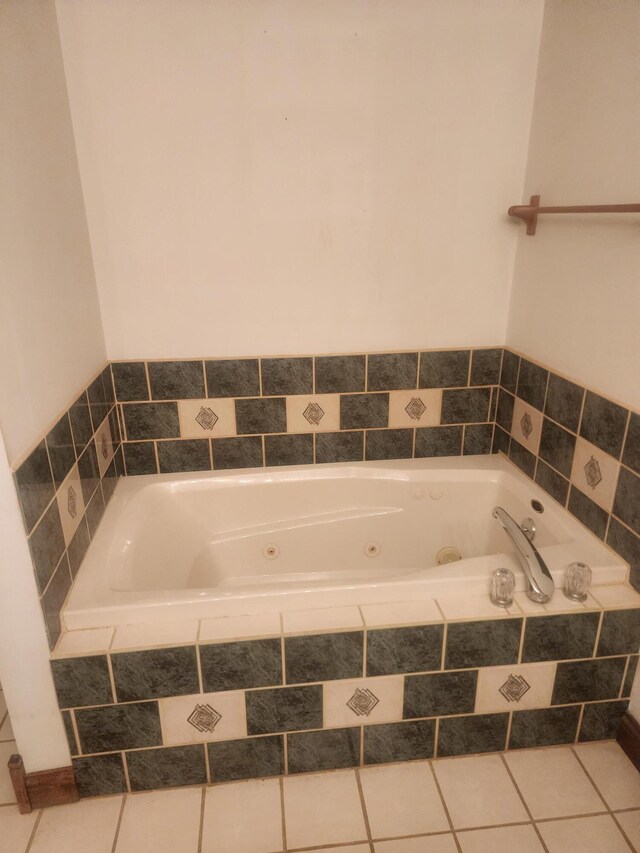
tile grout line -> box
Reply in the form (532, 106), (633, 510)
(427, 759), (463, 852)
(279, 775), (288, 852)
(498, 753), (551, 853)
(197, 784), (206, 853)
(23, 809), (44, 853)
(353, 768), (375, 852)
(110, 793), (128, 853)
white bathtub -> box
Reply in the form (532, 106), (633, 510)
(63, 456), (628, 629)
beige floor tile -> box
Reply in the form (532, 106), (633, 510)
(614, 809), (640, 849)
(375, 835), (458, 852)
(537, 814), (630, 852)
(0, 691), (6, 718)
(0, 712), (14, 741)
(0, 805), (38, 852)
(433, 754), (528, 829)
(202, 778), (282, 852)
(360, 761), (449, 839)
(283, 770), (366, 849)
(308, 847), (370, 853)
(0, 741), (17, 804)
(504, 747), (603, 819)
(574, 741), (640, 810)
(116, 787), (201, 853)
(31, 796), (122, 853)
(457, 824), (544, 853)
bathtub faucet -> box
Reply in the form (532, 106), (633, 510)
(492, 506), (555, 603)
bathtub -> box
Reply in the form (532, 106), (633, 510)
(63, 456), (628, 629)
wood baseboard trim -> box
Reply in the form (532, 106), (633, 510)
(8, 754), (79, 814)
(617, 712), (640, 772)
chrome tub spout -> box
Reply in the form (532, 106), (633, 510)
(492, 506), (555, 603)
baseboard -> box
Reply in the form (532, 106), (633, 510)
(8, 754), (79, 814)
(617, 713), (640, 772)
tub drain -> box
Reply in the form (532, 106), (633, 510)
(364, 543), (380, 558)
(437, 546), (462, 565)
(263, 544), (280, 560)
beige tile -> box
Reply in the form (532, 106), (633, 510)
(0, 713), (14, 741)
(324, 676), (404, 728)
(512, 592), (547, 614)
(375, 836), (458, 852)
(537, 814), (630, 853)
(361, 600), (443, 628)
(199, 613), (281, 643)
(54, 627), (114, 657)
(434, 754), (528, 829)
(457, 824), (543, 853)
(0, 741), (17, 804)
(590, 584), (640, 608)
(574, 741), (640, 810)
(543, 593), (600, 613)
(614, 809), (640, 849)
(202, 778), (282, 852)
(111, 620), (198, 650)
(117, 787), (201, 853)
(283, 770), (367, 849)
(56, 464), (86, 547)
(475, 662), (556, 714)
(388, 389), (442, 429)
(160, 689), (246, 745)
(95, 415), (115, 478)
(31, 795), (122, 853)
(285, 394), (340, 433)
(0, 805), (38, 853)
(511, 397), (543, 456)
(504, 747), (603, 819)
(283, 606), (363, 635)
(319, 847), (370, 853)
(360, 761), (449, 838)
(437, 595), (516, 620)
(570, 437), (620, 512)
(178, 398), (236, 439)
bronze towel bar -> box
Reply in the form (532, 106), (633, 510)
(508, 195), (640, 235)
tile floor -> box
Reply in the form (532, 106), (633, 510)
(1, 738), (640, 851)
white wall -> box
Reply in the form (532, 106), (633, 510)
(508, 0), (640, 410)
(0, 0), (106, 466)
(56, 0), (544, 360)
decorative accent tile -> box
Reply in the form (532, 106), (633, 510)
(365, 428), (413, 461)
(475, 662), (555, 714)
(94, 416), (115, 479)
(264, 433), (314, 466)
(363, 719), (435, 765)
(123, 441), (158, 475)
(111, 362), (149, 401)
(580, 391), (628, 459)
(414, 425), (462, 457)
(367, 624), (443, 676)
(367, 353), (418, 391)
(212, 435), (263, 470)
(200, 638), (282, 692)
(516, 359), (548, 412)
(509, 705), (581, 749)
(159, 690), (246, 745)
(208, 735), (284, 783)
(522, 613), (600, 662)
(510, 397), (542, 456)
(72, 754), (127, 797)
(56, 464), (86, 547)
(578, 700), (629, 741)
(440, 388), (490, 424)
(288, 727), (360, 774)
(445, 619), (522, 669)
(340, 393), (389, 430)
(597, 608), (640, 656)
(148, 360), (205, 400)
(285, 631), (363, 683)
(261, 357), (313, 396)
(552, 657), (627, 704)
(14, 440), (55, 534)
(126, 744), (207, 791)
(570, 436), (620, 511)
(111, 646), (200, 702)
(315, 355), (366, 394)
(157, 439), (211, 473)
(613, 466), (640, 535)
(177, 397), (236, 438)
(205, 358), (260, 398)
(324, 676), (403, 728)
(437, 712), (508, 757)
(245, 684), (323, 735)
(75, 702), (162, 753)
(419, 350), (470, 388)
(403, 670), (478, 718)
(123, 402), (180, 440)
(315, 430), (364, 463)
(285, 394), (340, 433)
(235, 397), (286, 434)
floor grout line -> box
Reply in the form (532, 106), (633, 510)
(353, 768), (375, 852)
(197, 785), (206, 853)
(279, 775), (288, 852)
(110, 793), (127, 853)
(23, 809), (43, 853)
(427, 759), (462, 853)
(499, 753), (550, 853)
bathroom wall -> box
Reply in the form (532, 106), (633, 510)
(55, 0), (544, 360)
(507, 0), (640, 411)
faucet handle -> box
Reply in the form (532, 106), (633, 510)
(490, 568), (515, 608)
(564, 562), (591, 602)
